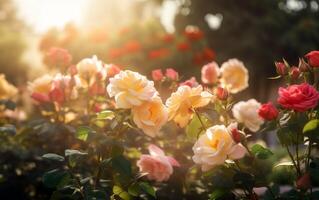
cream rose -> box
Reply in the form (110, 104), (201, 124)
(132, 96), (168, 137)
(192, 125), (246, 171)
(220, 59), (248, 93)
(28, 75), (54, 103)
(232, 99), (264, 132)
(107, 70), (157, 109)
(166, 85), (212, 128)
(137, 144), (180, 182)
(76, 55), (105, 87)
(0, 74), (18, 100)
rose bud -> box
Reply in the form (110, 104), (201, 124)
(230, 128), (242, 143)
(151, 69), (164, 81)
(258, 102), (279, 121)
(165, 68), (179, 81)
(305, 50), (319, 68)
(275, 61), (288, 75)
(290, 66), (300, 80)
(296, 173), (311, 190)
(298, 58), (310, 72)
(215, 87), (229, 101)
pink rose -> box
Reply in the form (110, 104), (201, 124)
(258, 102), (279, 121)
(305, 50), (319, 68)
(278, 83), (319, 112)
(151, 69), (164, 81)
(275, 61), (288, 75)
(201, 62), (220, 84)
(165, 68), (179, 81)
(137, 144), (180, 182)
(180, 77), (199, 87)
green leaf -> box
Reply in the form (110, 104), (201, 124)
(251, 144), (273, 159)
(128, 183), (141, 197)
(96, 110), (115, 120)
(139, 182), (156, 198)
(42, 153), (65, 162)
(209, 189), (228, 200)
(113, 185), (131, 200)
(65, 149), (87, 157)
(76, 126), (92, 141)
(42, 169), (69, 188)
(112, 156), (132, 177)
(233, 172), (255, 190)
(303, 119), (319, 141)
(186, 113), (209, 140)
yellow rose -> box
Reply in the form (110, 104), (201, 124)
(192, 125), (246, 171)
(132, 96), (168, 137)
(0, 74), (18, 99)
(76, 55), (105, 87)
(28, 75), (54, 103)
(220, 59), (248, 94)
(107, 70), (157, 109)
(232, 99), (264, 132)
(166, 85), (212, 128)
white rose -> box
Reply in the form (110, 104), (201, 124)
(192, 125), (246, 171)
(232, 99), (264, 132)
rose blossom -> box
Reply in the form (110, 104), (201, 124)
(277, 83), (319, 112)
(275, 61), (288, 75)
(44, 47), (72, 71)
(220, 59), (249, 93)
(76, 55), (105, 87)
(232, 99), (264, 132)
(0, 74), (18, 100)
(151, 69), (164, 81)
(132, 96), (168, 137)
(215, 87), (228, 101)
(137, 144), (180, 182)
(105, 64), (121, 78)
(28, 75), (54, 103)
(166, 85), (212, 127)
(258, 102), (279, 121)
(107, 70), (157, 109)
(165, 68), (179, 81)
(305, 50), (319, 68)
(201, 62), (220, 84)
(192, 125), (246, 171)
(180, 77), (199, 88)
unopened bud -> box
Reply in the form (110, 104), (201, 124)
(290, 67), (300, 80)
(275, 61), (288, 75)
(215, 87), (229, 101)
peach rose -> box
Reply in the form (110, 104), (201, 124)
(201, 62), (220, 84)
(220, 59), (248, 93)
(132, 96), (168, 137)
(166, 85), (212, 127)
(192, 125), (246, 171)
(0, 74), (18, 100)
(232, 99), (264, 132)
(137, 144), (180, 182)
(76, 55), (105, 87)
(107, 70), (157, 109)
(28, 75), (54, 103)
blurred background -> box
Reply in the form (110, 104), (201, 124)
(1, 0), (318, 101)
(1, 0), (319, 199)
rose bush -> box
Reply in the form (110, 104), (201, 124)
(1, 49), (319, 200)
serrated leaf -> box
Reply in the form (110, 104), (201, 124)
(42, 153), (65, 162)
(76, 126), (91, 141)
(139, 182), (156, 197)
(251, 144), (273, 159)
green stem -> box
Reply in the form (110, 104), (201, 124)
(285, 144), (301, 176)
(193, 108), (206, 131)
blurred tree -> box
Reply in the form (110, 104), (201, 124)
(160, 0), (319, 100)
(0, 0), (27, 84)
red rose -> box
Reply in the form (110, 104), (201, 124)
(151, 69), (164, 81)
(296, 173), (311, 190)
(215, 87), (229, 101)
(177, 42), (190, 52)
(165, 68), (179, 81)
(258, 102), (279, 120)
(277, 83), (319, 112)
(305, 50), (319, 67)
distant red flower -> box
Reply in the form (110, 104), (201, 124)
(152, 69), (164, 81)
(184, 27), (204, 41)
(123, 40), (141, 53)
(44, 47), (72, 71)
(177, 42), (190, 52)
(162, 34), (175, 43)
(193, 53), (204, 65)
(89, 82), (106, 96)
(106, 64), (121, 77)
(108, 48), (124, 59)
(148, 48), (170, 59)
(119, 27), (130, 35)
(165, 68), (179, 81)
(202, 48), (215, 61)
